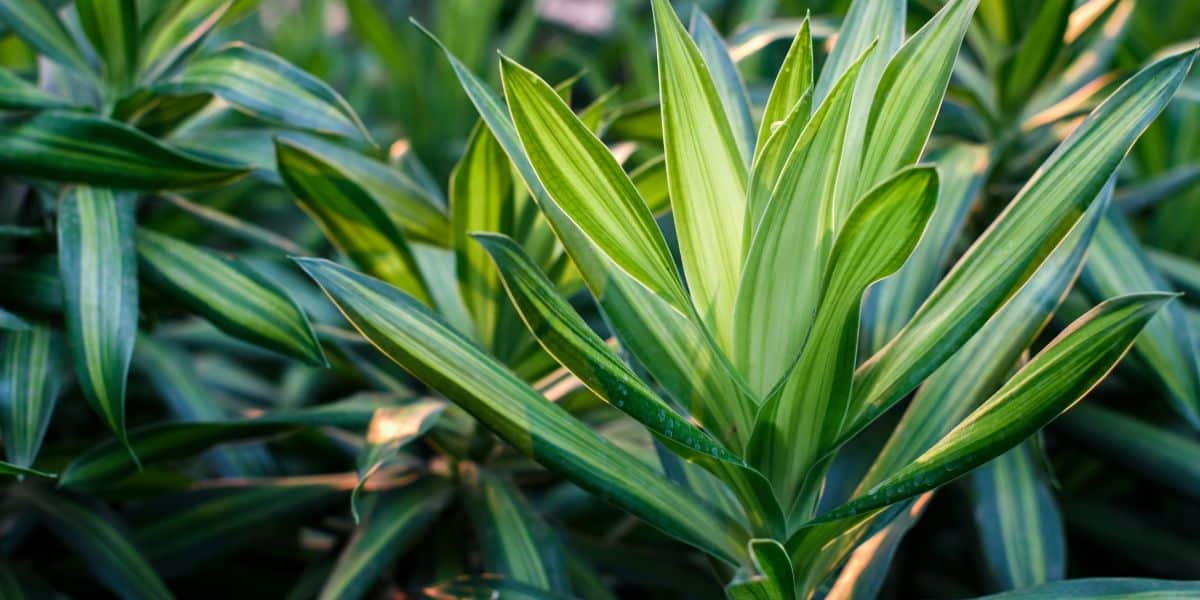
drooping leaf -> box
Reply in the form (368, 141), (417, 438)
(652, 0), (749, 348)
(847, 49), (1197, 446)
(158, 43), (372, 142)
(136, 228), (327, 366)
(58, 187), (138, 452)
(749, 167), (938, 517)
(810, 293), (1173, 525)
(298, 257), (750, 565)
(320, 479), (452, 600)
(25, 491), (173, 600)
(352, 399), (445, 520)
(275, 138), (432, 306)
(0, 112), (248, 189)
(0, 326), (63, 468)
(75, 0), (139, 93)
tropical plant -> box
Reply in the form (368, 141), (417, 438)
(1, 0), (1198, 598)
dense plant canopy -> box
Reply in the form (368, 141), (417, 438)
(0, 0), (1197, 598)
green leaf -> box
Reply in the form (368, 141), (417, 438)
(58, 187), (138, 452)
(753, 19), (812, 168)
(297, 257), (750, 565)
(1078, 212), (1200, 427)
(652, 0), (748, 349)
(744, 24), (813, 231)
(847, 49), (1197, 447)
(474, 232), (785, 537)
(0, 0), (89, 73)
(861, 144), (990, 355)
(850, 0), (978, 205)
(320, 479), (452, 600)
(689, 9), (755, 166)
(498, 56), (686, 309)
(810, 293), (1173, 525)
(0, 326), (63, 468)
(733, 45), (872, 395)
(76, 0), (139, 93)
(136, 228), (327, 366)
(974, 578), (1200, 599)
(352, 399), (445, 521)
(818, 0), (904, 225)
(451, 124), (516, 352)
(276, 132), (448, 246)
(25, 492), (173, 600)
(135, 483), (341, 575)
(748, 167), (937, 517)
(1057, 404), (1200, 499)
(466, 471), (572, 595)
(0, 111), (248, 189)
(158, 43), (372, 142)
(630, 155), (670, 217)
(58, 397), (381, 491)
(0, 67), (76, 110)
(998, 0), (1071, 112)
(275, 138), (432, 306)
(970, 442), (1066, 590)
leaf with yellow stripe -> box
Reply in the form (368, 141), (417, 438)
(0, 326), (64, 469)
(136, 228), (327, 366)
(75, 0), (139, 93)
(298, 257), (750, 565)
(652, 0), (748, 349)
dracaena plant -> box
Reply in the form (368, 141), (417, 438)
(296, 0), (1197, 598)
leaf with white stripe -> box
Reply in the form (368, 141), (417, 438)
(136, 228), (327, 366)
(970, 442), (1066, 590)
(58, 187), (138, 454)
(158, 43), (371, 142)
(0, 327), (64, 469)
